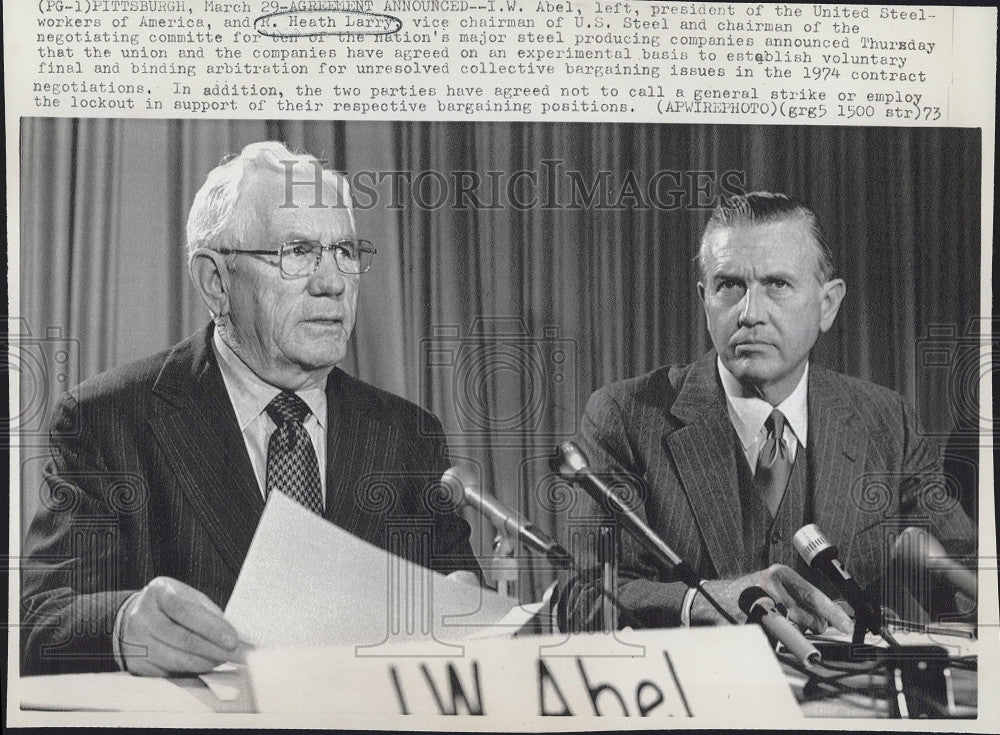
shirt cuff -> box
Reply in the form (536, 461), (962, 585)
(113, 592), (140, 671)
(680, 586), (700, 627)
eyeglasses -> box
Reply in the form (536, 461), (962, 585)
(217, 239), (377, 277)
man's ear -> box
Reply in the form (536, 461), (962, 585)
(189, 249), (231, 320)
(819, 278), (846, 333)
(697, 280), (709, 319)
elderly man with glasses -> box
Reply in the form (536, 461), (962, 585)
(21, 142), (483, 676)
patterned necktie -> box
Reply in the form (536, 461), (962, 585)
(265, 391), (323, 515)
(754, 409), (793, 517)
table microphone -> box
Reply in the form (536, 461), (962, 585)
(739, 586), (821, 666)
(443, 467), (647, 630)
(553, 441), (697, 585)
(891, 526), (977, 600)
(441, 466), (574, 569)
(793, 523), (884, 641)
(552, 441), (737, 624)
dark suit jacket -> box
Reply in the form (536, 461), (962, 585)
(21, 325), (482, 674)
(562, 353), (975, 629)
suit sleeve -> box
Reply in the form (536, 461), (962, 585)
(20, 393), (141, 675)
(897, 395), (976, 544)
(560, 388), (692, 631)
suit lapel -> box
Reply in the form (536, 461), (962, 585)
(666, 355), (746, 577)
(322, 368), (379, 535)
(147, 326), (264, 577)
(807, 365), (868, 552)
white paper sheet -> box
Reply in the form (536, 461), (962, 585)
(18, 673), (214, 712)
(197, 664), (244, 702)
(224, 492), (526, 650)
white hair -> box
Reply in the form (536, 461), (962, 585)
(185, 141), (354, 258)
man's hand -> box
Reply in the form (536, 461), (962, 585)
(119, 577), (242, 676)
(691, 564), (853, 634)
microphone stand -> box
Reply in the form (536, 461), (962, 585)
(852, 603), (883, 646)
(598, 526), (618, 633)
(477, 515), (643, 632)
(492, 530), (519, 599)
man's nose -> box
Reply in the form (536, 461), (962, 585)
(307, 249), (348, 296)
(737, 285), (765, 327)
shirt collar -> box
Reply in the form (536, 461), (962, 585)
(212, 329), (327, 431)
(717, 355), (809, 451)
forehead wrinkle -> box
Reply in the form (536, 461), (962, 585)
(276, 211), (354, 244)
(251, 185), (354, 247)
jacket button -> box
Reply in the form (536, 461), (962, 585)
(770, 531), (782, 545)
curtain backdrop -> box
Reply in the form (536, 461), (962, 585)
(18, 119), (983, 595)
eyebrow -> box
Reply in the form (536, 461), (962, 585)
(761, 271), (798, 282)
(710, 269), (799, 282)
(282, 232), (356, 243)
(281, 229), (323, 240)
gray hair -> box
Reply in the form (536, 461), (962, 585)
(186, 141), (353, 258)
(697, 191), (835, 283)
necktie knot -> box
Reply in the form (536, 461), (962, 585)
(765, 409), (786, 441)
(266, 391), (311, 426)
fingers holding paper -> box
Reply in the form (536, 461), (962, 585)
(119, 576), (243, 676)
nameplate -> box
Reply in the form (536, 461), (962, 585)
(245, 625), (800, 724)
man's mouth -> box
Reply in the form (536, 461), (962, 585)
(731, 339), (772, 355)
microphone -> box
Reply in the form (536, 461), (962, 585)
(441, 466), (573, 569)
(739, 586), (821, 666)
(553, 442), (737, 625)
(891, 526), (977, 601)
(552, 441), (699, 588)
(793, 523), (883, 642)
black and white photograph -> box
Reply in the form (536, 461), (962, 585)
(11, 117), (989, 723)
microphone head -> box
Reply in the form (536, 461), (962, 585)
(793, 524), (832, 565)
(738, 586), (771, 616)
(553, 441), (589, 476)
(891, 526), (941, 560)
(440, 465), (477, 508)
(891, 526), (976, 600)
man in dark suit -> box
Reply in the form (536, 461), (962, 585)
(562, 192), (974, 632)
(21, 142), (482, 676)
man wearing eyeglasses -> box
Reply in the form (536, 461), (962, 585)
(21, 142), (482, 676)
